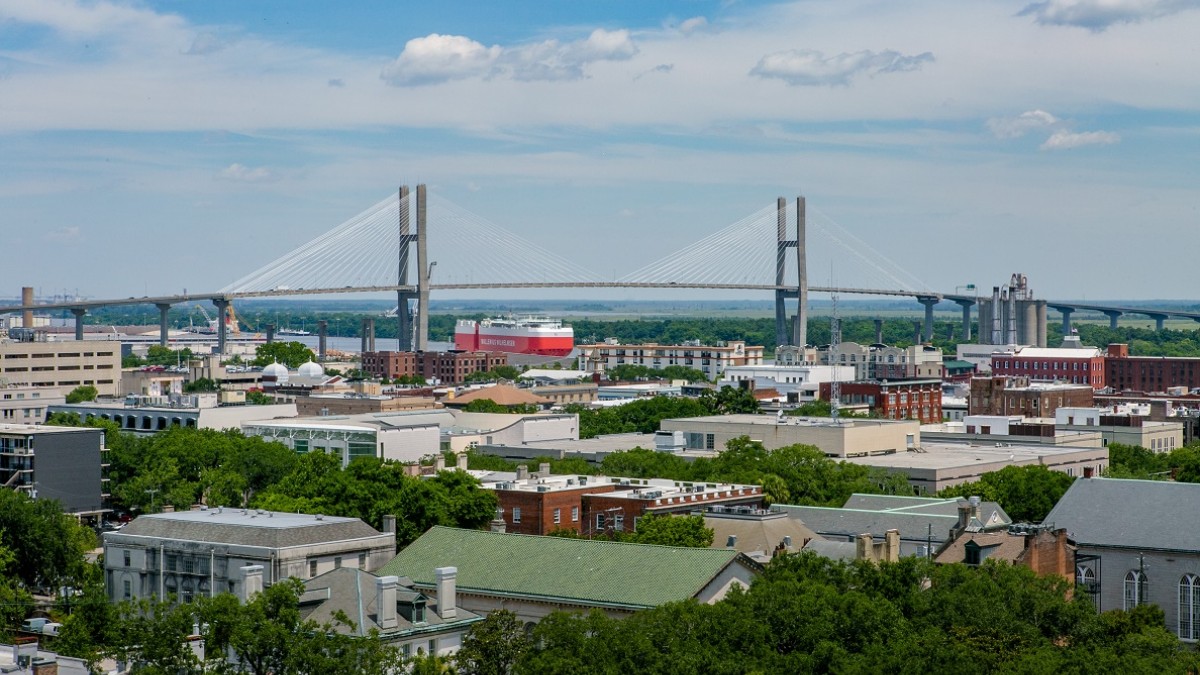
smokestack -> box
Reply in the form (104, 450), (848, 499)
(265, 323), (275, 344)
(991, 286), (1002, 345)
(317, 320), (328, 361)
(376, 575), (399, 629)
(435, 567), (458, 619)
(239, 565), (264, 602)
(21, 287), (33, 328)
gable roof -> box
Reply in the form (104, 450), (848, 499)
(110, 511), (386, 549)
(378, 526), (752, 610)
(1045, 478), (1200, 551)
(933, 530), (1028, 565)
(842, 493), (1011, 525)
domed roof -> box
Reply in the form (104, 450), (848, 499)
(297, 360), (325, 378)
(262, 361), (289, 383)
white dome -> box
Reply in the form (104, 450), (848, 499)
(262, 361), (289, 383)
(297, 360), (325, 378)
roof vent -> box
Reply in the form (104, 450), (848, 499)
(315, 514), (324, 521)
(726, 535), (738, 548)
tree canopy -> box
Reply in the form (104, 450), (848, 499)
(938, 464), (1076, 522)
(254, 341), (317, 369)
(65, 385), (98, 403)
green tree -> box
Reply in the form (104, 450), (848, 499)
(65, 384), (98, 403)
(463, 399), (513, 413)
(939, 464), (1076, 522)
(0, 490), (96, 590)
(700, 385), (760, 414)
(184, 377), (220, 393)
(0, 539), (34, 641)
(628, 514), (714, 548)
(455, 610), (532, 675)
(254, 341), (317, 369)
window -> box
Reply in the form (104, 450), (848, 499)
(427, 639), (438, 655)
(571, 506), (579, 522)
(359, 553), (367, 568)
(596, 513), (606, 530)
(705, 434), (715, 450)
(1181, 575), (1200, 640)
(1125, 570), (1148, 610)
(512, 507), (522, 523)
(123, 550), (131, 567)
(334, 556), (343, 569)
(553, 508), (561, 525)
(309, 559), (318, 577)
(123, 579), (132, 600)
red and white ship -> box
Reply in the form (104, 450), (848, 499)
(454, 316), (574, 357)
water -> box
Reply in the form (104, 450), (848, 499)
(288, 335), (453, 355)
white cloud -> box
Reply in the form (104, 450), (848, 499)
(380, 34), (500, 86)
(1040, 129), (1121, 149)
(987, 109), (1059, 138)
(185, 31), (233, 55)
(679, 16), (708, 35)
(1019, 0), (1200, 30)
(217, 163), (273, 182)
(44, 226), (82, 244)
(750, 48), (934, 86)
(381, 29), (636, 86)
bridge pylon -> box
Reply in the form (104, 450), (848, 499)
(774, 196), (807, 348)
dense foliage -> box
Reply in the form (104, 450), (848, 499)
(548, 514), (714, 548)
(606, 364), (708, 383)
(65, 384), (98, 403)
(1107, 443), (1200, 482)
(565, 387), (756, 439)
(462, 399), (539, 414)
(254, 341), (317, 368)
(938, 465), (1076, 523)
(0, 489), (96, 591)
(123, 345), (194, 368)
(458, 554), (1196, 674)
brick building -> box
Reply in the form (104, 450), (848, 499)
(1105, 343), (1200, 393)
(361, 351), (508, 384)
(579, 340), (763, 381)
(476, 465), (762, 536)
(818, 379), (943, 423)
(989, 343), (1106, 390)
(968, 376), (1094, 417)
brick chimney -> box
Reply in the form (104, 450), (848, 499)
(855, 533), (873, 561)
(456, 453), (469, 471)
(516, 465), (529, 481)
(435, 567), (458, 620)
(375, 575), (398, 630)
(883, 529), (900, 563)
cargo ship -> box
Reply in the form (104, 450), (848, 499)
(454, 316), (574, 356)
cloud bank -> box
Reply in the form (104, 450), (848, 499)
(750, 48), (934, 86)
(1019, 0), (1200, 30)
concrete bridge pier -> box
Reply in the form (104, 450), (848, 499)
(1148, 313), (1168, 331)
(360, 317), (376, 353)
(265, 324), (275, 344)
(1102, 310), (1122, 330)
(71, 308), (86, 341)
(917, 296), (939, 342)
(953, 299), (975, 342)
(317, 320), (328, 361)
(1057, 307), (1074, 336)
(156, 303), (172, 347)
(212, 298), (229, 355)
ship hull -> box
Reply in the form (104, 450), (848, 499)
(454, 322), (574, 356)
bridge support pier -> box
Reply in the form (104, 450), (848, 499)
(212, 299), (229, 355)
(416, 184), (430, 351)
(156, 303), (171, 348)
(317, 320), (328, 361)
(917, 296), (939, 343)
(397, 185), (413, 352)
(953, 299), (975, 342)
(71, 308), (86, 341)
(874, 319), (883, 344)
(1149, 314), (1167, 331)
(1058, 308), (1074, 336)
(1102, 310), (1122, 330)
(794, 197), (808, 348)
(265, 324), (275, 344)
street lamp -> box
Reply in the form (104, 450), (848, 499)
(145, 488), (160, 513)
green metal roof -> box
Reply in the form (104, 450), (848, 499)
(378, 526), (747, 610)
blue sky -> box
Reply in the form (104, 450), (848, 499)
(1, 0), (1199, 302)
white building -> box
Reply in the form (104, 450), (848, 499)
(579, 340), (764, 380)
(817, 342), (945, 381)
(719, 364), (853, 403)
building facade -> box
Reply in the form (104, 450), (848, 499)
(817, 342), (945, 381)
(360, 351), (509, 384)
(103, 510), (395, 604)
(969, 376), (1094, 417)
(818, 379), (944, 423)
(0, 336), (121, 396)
(580, 340), (764, 380)
(989, 344), (1106, 389)
(0, 425), (107, 517)
(0, 384), (65, 425)
(1105, 343), (1200, 393)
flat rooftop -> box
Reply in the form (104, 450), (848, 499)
(840, 441), (1105, 472)
(664, 414), (912, 429)
(137, 508), (363, 529)
(0, 423), (100, 435)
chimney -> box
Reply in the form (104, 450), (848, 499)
(968, 495), (981, 521)
(516, 465), (529, 481)
(726, 535), (738, 548)
(489, 508), (506, 533)
(435, 567), (458, 619)
(375, 575), (399, 629)
(456, 453), (468, 471)
(956, 502), (972, 531)
(22, 286), (33, 329)
(855, 533), (873, 562)
(434, 454), (446, 472)
(381, 514), (396, 534)
(538, 462), (551, 477)
(884, 529), (900, 563)
(239, 565), (264, 602)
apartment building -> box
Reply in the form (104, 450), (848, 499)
(0, 336), (121, 396)
(580, 340), (763, 380)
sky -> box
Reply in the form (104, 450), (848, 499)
(1, 0), (1198, 303)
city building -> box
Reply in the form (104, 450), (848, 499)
(719, 363), (852, 404)
(299, 567), (483, 659)
(935, 524), (1074, 584)
(579, 340), (764, 381)
(1105, 343), (1200, 393)
(0, 333), (121, 396)
(975, 274), (1048, 347)
(922, 416), (1108, 448)
(988, 337), (1106, 389)
(103, 509), (396, 604)
(1054, 406), (1184, 452)
(121, 368), (185, 397)
(0, 383), (65, 424)
(0, 424), (107, 517)
(969, 376), (1094, 416)
(1045, 478), (1200, 639)
(441, 384), (551, 411)
(818, 379), (943, 423)
(360, 350), (509, 384)
(816, 342), (945, 381)
(701, 505), (819, 564)
(377, 526), (758, 623)
(476, 432), (656, 465)
(521, 381), (598, 407)
(187, 355), (264, 392)
(50, 396), (296, 434)
(294, 393), (439, 417)
(659, 414), (923, 458)
(472, 466), (763, 536)
(777, 494), (1012, 558)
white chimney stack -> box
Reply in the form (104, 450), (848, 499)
(376, 575), (398, 629)
(240, 565), (263, 602)
(435, 566), (457, 619)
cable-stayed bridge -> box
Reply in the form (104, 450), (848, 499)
(4, 186), (1197, 352)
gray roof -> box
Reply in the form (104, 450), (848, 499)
(299, 567), (481, 638)
(776, 504), (960, 545)
(803, 539), (858, 561)
(842, 494), (1012, 525)
(1045, 478), (1200, 551)
(112, 510), (385, 549)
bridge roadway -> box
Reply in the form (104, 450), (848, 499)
(1, 283), (1194, 350)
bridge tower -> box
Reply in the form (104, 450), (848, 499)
(396, 186), (413, 351)
(774, 196), (807, 348)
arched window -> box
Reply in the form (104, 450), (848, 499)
(1076, 565), (1098, 609)
(1180, 574), (1200, 640)
(1125, 570), (1147, 610)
